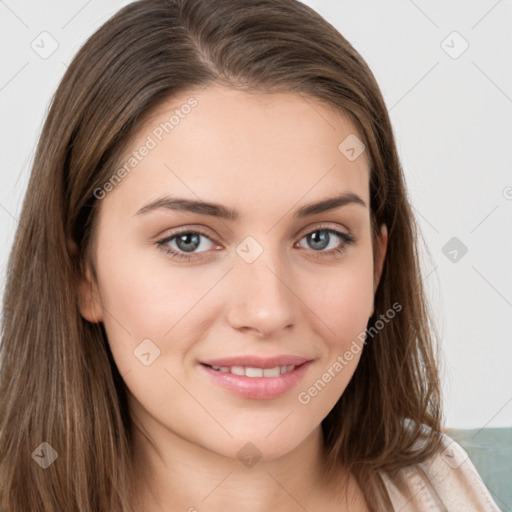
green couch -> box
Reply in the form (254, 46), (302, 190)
(446, 427), (512, 511)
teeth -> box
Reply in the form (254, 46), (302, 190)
(263, 367), (280, 377)
(246, 367), (263, 377)
(210, 364), (296, 377)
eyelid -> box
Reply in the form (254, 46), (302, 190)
(295, 221), (352, 239)
(155, 224), (219, 243)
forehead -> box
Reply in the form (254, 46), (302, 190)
(103, 84), (371, 219)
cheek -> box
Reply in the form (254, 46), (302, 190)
(294, 252), (374, 403)
(305, 252), (375, 346)
(92, 238), (221, 377)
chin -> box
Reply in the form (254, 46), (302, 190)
(204, 422), (318, 465)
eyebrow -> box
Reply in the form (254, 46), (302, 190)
(135, 192), (367, 220)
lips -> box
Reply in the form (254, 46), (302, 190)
(199, 355), (313, 400)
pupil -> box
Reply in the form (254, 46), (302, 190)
(309, 231), (329, 250)
(177, 233), (200, 252)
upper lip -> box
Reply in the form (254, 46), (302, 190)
(200, 355), (312, 369)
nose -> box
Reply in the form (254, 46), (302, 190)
(225, 248), (296, 338)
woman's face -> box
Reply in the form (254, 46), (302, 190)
(79, 84), (387, 461)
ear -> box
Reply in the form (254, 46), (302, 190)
(374, 223), (388, 290)
(371, 223), (388, 315)
(77, 263), (104, 323)
(69, 239), (104, 324)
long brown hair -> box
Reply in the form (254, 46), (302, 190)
(0, 0), (443, 510)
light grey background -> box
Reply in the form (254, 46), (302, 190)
(1, 0), (511, 429)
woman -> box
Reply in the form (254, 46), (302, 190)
(0, 0), (501, 510)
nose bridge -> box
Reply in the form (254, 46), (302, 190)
(226, 236), (296, 335)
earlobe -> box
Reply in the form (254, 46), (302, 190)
(77, 261), (104, 324)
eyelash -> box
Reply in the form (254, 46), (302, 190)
(155, 225), (356, 262)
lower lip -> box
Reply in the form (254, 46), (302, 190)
(199, 362), (312, 400)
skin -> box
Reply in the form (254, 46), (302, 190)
(78, 84), (388, 511)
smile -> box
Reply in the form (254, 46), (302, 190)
(198, 355), (313, 400)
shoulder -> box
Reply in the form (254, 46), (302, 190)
(379, 429), (501, 511)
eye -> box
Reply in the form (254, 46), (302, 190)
(156, 229), (218, 262)
(295, 226), (355, 258)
